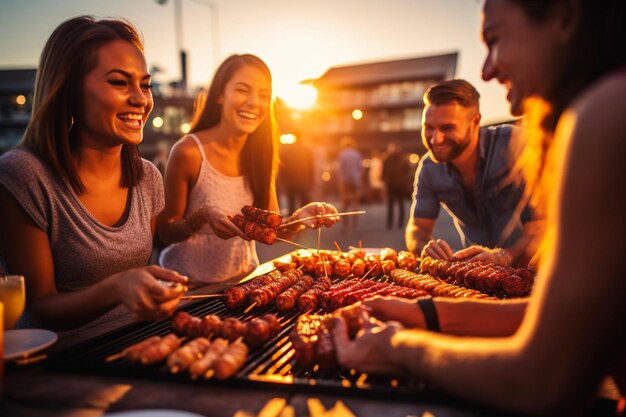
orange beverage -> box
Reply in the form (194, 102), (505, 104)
(0, 275), (25, 329)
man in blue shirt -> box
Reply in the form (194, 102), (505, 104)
(406, 79), (540, 267)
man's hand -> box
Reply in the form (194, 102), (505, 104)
(421, 238), (455, 260)
(453, 245), (510, 266)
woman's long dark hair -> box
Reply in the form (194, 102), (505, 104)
(190, 54), (278, 210)
(513, 0), (626, 211)
(22, 16), (147, 194)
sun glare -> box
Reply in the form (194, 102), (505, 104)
(277, 83), (318, 110)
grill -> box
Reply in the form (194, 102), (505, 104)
(47, 269), (442, 403)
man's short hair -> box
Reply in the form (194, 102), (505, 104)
(424, 79), (480, 110)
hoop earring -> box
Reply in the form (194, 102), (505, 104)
(67, 116), (74, 133)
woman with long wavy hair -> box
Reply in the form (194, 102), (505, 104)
(157, 54), (337, 284)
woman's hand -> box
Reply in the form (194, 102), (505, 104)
(115, 265), (187, 321)
(453, 245), (510, 266)
(331, 310), (406, 375)
(197, 205), (245, 240)
(291, 202), (339, 229)
(362, 296), (426, 329)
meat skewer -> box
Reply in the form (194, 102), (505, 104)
(298, 276), (333, 312)
(249, 269), (303, 309)
(241, 205), (282, 228)
(167, 337), (212, 374)
(139, 333), (182, 365)
(275, 274), (315, 312)
(232, 214), (277, 245)
(223, 270), (282, 309)
(105, 335), (162, 363)
(213, 338), (249, 380)
(188, 337), (229, 380)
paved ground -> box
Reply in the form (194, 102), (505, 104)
(257, 198), (462, 263)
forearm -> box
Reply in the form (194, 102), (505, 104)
(158, 207), (208, 245)
(392, 329), (538, 414)
(435, 298), (527, 337)
(29, 275), (122, 331)
(405, 223), (432, 254)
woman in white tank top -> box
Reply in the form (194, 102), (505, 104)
(157, 54), (338, 284)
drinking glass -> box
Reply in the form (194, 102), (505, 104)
(0, 275), (25, 330)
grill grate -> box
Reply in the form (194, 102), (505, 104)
(47, 273), (439, 402)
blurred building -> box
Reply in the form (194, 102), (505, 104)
(277, 52), (457, 199)
(300, 52), (458, 156)
(0, 69), (35, 154)
(0, 67), (193, 159)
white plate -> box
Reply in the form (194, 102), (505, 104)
(104, 410), (205, 417)
(3, 329), (58, 360)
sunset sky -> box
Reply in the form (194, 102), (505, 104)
(0, 0), (511, 123)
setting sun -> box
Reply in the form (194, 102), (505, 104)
(276, 83), (318, 110)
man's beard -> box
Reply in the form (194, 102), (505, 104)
(427, 128), (472, 163)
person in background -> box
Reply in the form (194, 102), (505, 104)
(381, 142), (411, 229)
(333, 0), (626, 415)
(367, 149), (384, 203)
(335, 136), (363, 231)
(152, 140), (170, 176)
(406, 79), (540, 267)
(278, 133), (314, 215)
(157, 54), (338, 284)
(0, 16), (187, 331)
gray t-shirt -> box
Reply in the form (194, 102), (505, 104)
(0, 148), (164, 292)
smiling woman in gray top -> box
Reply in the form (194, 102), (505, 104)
(0, 16), (186, 331)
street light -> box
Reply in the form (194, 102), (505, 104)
(155, 0), (220, 94)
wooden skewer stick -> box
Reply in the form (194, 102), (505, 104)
(105, 352), (125, 363)
(278, 211), (366, 229)
(181, 294), (225, 300)
(274, 237), (310, 250)
(360, 265), (376, 281)
(334, 241), (343, 253)
(317, 227), (322, 255)
(243, 301), (258, 314)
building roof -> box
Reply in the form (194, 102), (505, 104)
(0, 69), (36, 94)
(309, 52), (458, 88)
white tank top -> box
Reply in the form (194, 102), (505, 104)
(159, 134), (258, 283)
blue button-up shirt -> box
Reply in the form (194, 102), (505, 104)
(411, 124), (534, 248)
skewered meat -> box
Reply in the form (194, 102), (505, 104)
(188, 337), (229, 380)
(332, 258), (351, 278)
(244, 318), (271, 347)
(118, 336), (162, 362)
(249, 269), (303, 308)
(221, 317), (246, 342)
(350, 258), (366, 277)
(231, 214), (277, 245)
(260, 313), (282, 338)
(397, 250), (418, 271)
(275, 274), (315, 311)
(379, 247), (398, 264)
(241, 205), (282, 228)
(419, 257), (534, 297)
(198, 314), (223, 337)
(298, 276), (333, 311)
(171, 311), (201, 337)
(391, 269), (496, 299)
(213, 339), (248, 380)
(223, 270), (282, 309)
(139, 333), (182, 365)
(167, 337), (212, 373)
